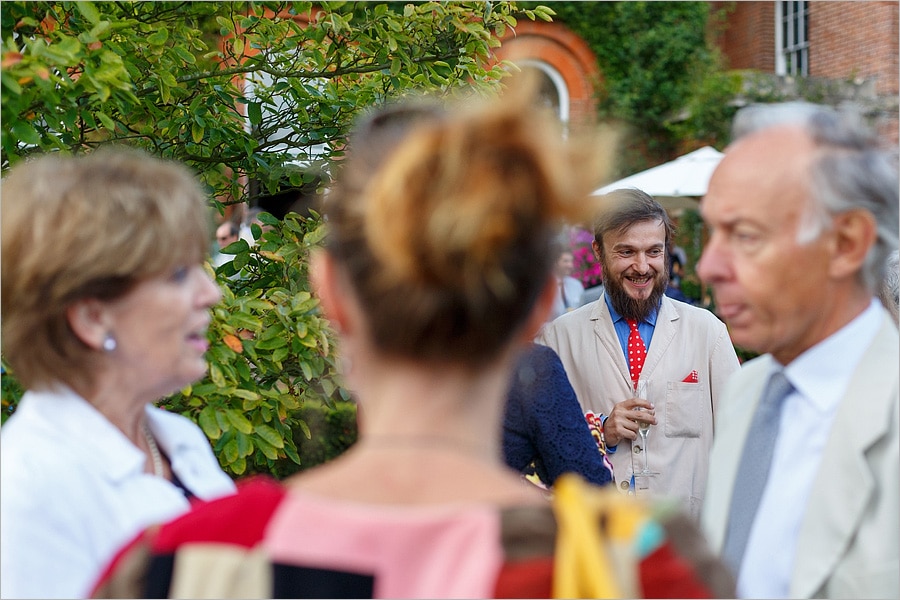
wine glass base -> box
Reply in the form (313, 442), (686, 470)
(632, 472), (659, 496)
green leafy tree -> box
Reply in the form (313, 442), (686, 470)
(1, 1), (551, 201)
(0, 1), (552, 476)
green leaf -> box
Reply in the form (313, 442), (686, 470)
(209, 364), (225, 387)
(230, 457), (246, 475)
(173, 46), (196, 65)
(225, 408), (254, 434)
(223, 437), (239, 462)
(97, 112), (115, 131)
(11, 121), (41, 145)
(199, 406), (221, 439)
(247, 101), (262, 125)
(254, 437), (279, 460)
(271, 347), (289, 363)
(76, 1), (101, 25)
(296, 418), (311, 440)
(254, 424), (284, 448)
(215, 16), (235, 35)
(147, 28), (169, 46)
(255, 335), (287, 351)
(236, 431), (253, 457)
(232, 388), (259, 401)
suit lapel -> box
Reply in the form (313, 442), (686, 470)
(591, 294), (632, 386)
(641, 296), (678, 380)
(790, 318), (899, 598)
(591, 294), (680, 387)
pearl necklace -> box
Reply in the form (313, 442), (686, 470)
(142, 422), (165, 478)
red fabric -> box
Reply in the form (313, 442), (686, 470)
(639, 541), (712, 599)
(682, 369), (699, 383)
(627, 319), (647, 383)
(493, 557), (554, 598)
(152, 476), (286, 551)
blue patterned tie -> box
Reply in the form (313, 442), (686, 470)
(722, 369), (794, 575)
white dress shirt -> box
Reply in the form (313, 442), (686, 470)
(0, 386), (236, 599)
(737, 300), (883, 598)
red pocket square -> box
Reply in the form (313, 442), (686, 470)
(682, 370), (699, 383)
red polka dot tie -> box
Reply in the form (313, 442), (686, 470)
(627, 319), (647, 383)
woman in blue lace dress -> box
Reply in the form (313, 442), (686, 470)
(503, 343), (613, 487)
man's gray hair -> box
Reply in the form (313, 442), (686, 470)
(880, 249), (900, 323)
(732, 102), (899, 292)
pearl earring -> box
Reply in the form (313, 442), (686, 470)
(102, 335), (117, 352)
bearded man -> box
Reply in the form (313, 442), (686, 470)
(537, 188), (739, 519)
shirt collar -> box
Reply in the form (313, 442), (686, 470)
(21, 385), (147, 480)
(780, 299), (884, 414)
(604, 292), (660, 327)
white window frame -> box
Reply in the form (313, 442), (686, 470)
(242, 65), (329, 167)
(516, 59), (570, 126)
(775, 1), (809, 77)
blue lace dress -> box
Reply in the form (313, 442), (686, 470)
(503, 344), (614, 487)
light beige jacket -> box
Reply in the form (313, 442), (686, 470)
(701, 311), (900, 599)
(537, 294), (740, 519)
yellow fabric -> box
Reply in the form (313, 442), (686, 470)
(551, 473), (649, 598)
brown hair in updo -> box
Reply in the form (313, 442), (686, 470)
(325, 83), (613, 367)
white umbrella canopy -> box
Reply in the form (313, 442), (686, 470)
(592, 146), (724, 209)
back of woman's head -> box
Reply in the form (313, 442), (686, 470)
(1, 148), (210, 390)
(325, 83), (613, 367)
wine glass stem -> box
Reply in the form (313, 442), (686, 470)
(640, 431), (649, 472)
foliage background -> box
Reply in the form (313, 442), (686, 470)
(2, 1), (751, 475)
(0, 0), (552, 476)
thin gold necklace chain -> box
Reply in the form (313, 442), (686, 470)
(142, 422), (165, 477)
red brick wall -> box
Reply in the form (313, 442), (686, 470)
(810, 1), (898, 96)
(710, 1), (898, 144)
(709, 1), (775, 70)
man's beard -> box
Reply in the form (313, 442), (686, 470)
(602, 258), (667, 322)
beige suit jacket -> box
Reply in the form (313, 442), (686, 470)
(701, 310), (899, 599)
(537, 294), (740, 519)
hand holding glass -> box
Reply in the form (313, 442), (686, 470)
(633, 379), (657, 476)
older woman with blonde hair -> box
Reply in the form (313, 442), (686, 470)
(1, 149), (236, 598)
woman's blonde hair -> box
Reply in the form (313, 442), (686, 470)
(1, 148), (211, 391)
(325, 81), (615, 366)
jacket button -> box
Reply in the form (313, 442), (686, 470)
(620, 480), (630, 490)
(633, 445), (642, 454)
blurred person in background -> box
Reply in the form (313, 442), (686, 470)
(548, 245), (585, 320)
(211, 220), (240, 269)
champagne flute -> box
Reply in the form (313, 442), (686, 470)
(633, 379), (656, 476)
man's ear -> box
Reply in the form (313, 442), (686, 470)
(592, 239), (602, 262)
(66, 299), (110, 351)
(828, 209), (877, 281)
(310, 250), (351, 333)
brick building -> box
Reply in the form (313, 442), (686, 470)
(495, 1), (899, 144)
(709, 1), (899, 144)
